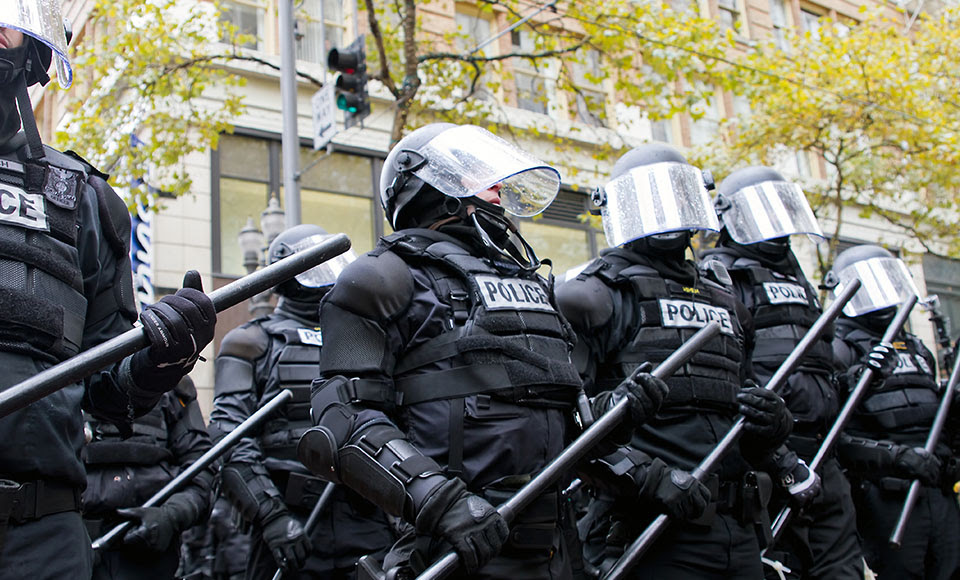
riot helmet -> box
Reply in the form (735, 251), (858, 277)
(825, 245), (920, 317)
(592, 143), (719, 249)
(268, 224), (356, 301)
(714, 166), (823, 255)
(380, 123), (562, 271)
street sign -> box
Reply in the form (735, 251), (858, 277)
(312, 83), (338, 150)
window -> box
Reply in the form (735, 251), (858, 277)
(297, 0), (345, 64)
(923, 254), (960, 362)
(801, 8), (822, 40)
(518, 190), (604, 276)
(213, 133), (382, 276)
(511, 30), (555, 115)
(220, 0), (265, 50)
(455, 12), (497, 101)
(689, 89), (721, 147)
(570, 49), (606, 127)
(769, 0), (791, 50)
(717, 0), (742, 33)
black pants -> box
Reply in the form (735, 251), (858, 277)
(763, 458), (863, 580)
(0, 511), (93, 580)
(854, 480), (960, 580)
(246, 488), (394, 580)
(580, 496), (763, 579)
(93, 539), (180, 580)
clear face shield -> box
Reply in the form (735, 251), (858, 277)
(717, 180), (824, 244)
(290, 234), (357, 288)
(0, 0), (72, 88)
(831, 257), (921, 317)
(598, 161), (719, 247)
(410, 125), (561, 217)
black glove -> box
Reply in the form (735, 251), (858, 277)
(595, 363), (668, 426)
(261, 513), (311, 572)
(637, 459), (710, 521)
(893, 446), (942, 486)
(738, 382), (793, 445)
(860, 343), (896, 382)
(772, 448), (821, 508)
(139, 271), (216, 368)
(415, 479), (509, 575)
(116, 494), (197, 551)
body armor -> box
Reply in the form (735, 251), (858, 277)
(0, 145), (88, 363)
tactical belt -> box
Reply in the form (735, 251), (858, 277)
(0, 479), (81, 524)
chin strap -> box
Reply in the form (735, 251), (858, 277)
(466, 205), (542, 272)
(15, 75), (45, 161)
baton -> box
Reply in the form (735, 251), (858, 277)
(604, 279), (862, 580)
(92, 389), (294, 551)
(415, 322), (722, 580)
(770, 294), (918, 543)
(0, 234), (350, 420)
(272, 483), (338, 580)
(889, 341), (960, 546)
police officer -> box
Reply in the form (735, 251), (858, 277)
(557, 145), (793, 578)
(829, 245), (960, 579)
(0, 6), (216, 579)
(82, 375), (214, 579)
(210, 224), (391, 579)
(701, 166), (861, 579)
(296, 123), (665, 579)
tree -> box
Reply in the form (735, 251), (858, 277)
(692, 7), (960, 279)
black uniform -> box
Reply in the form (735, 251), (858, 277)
(83, 377), (214, 579)
(210, 297), (393, 579)
(302, 227), (583, 579)
(557, 245), (776, 578)
(0, 133), (205, 579)
(703, 246), (863, 579)
(835, 318), (960, 579)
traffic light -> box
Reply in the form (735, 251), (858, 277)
(327, 35), (369, 129)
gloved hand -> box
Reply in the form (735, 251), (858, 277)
(596, 362), (668, 427)
(261, 513), (311, 572)
(117, 497), (194, 552)
(860, 343), (897, 381)
(893, 446), (942, 486)
(415, 478), (509, 575)
(738, 381), (793, 445)
(772, 448), (821, 507)
(139, 270), (216, 369)
(637, 459), (710, 521)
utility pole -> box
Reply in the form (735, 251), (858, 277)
(279, 0), (301, 228)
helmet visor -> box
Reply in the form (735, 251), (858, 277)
(412, 125), (561, 217)
(290, 234), (357, 288)
(834, 256), (920, 317)
(719, 180), (824, 244)
(601, 161), (719, 247)
(0, 0), (71, 88)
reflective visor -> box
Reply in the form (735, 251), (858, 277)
(834, 257), (920, 317)
(290, 234), (357, 288)
(413, 125), (561, 217)
(0, 0), (72, 88)
(601, 161), (719, 247)
(720, 180), (824, 244)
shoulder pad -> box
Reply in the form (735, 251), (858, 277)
(173, 375), (198, 401)
(325, 251), (414, 319)
(699, 259), (733, 286)
(218, 323), (271, 360)
(62, 149), (109, 180)
(556, 275), (615, 333)
(40, 145), (88, 175)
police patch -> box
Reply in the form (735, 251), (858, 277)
(297, 328), (323, 347)
(475, 275), (555, 312)
(0, 185), (49, 231)
(658, 299), (735, 335)
(763, 282), (808, 305)
(893, 353), (918, 374)
(42, 165), (81, 209)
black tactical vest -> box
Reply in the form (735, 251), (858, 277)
(583, 249), (744, 413)
(0, 147), (88, 362)
(839, 321), (939, 435)
(376, 230), (582, 408)
(83, 406), (174, 467)
(255, 313), (323, 460)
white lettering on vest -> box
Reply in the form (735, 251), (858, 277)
(0, 185), (48, 231)
(659, 299), (735, 335)
(475, 275), (555, 312)
(297, 328), (323, 347)
(763, 282), (808, 305)
(893, 352), (918, 374)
